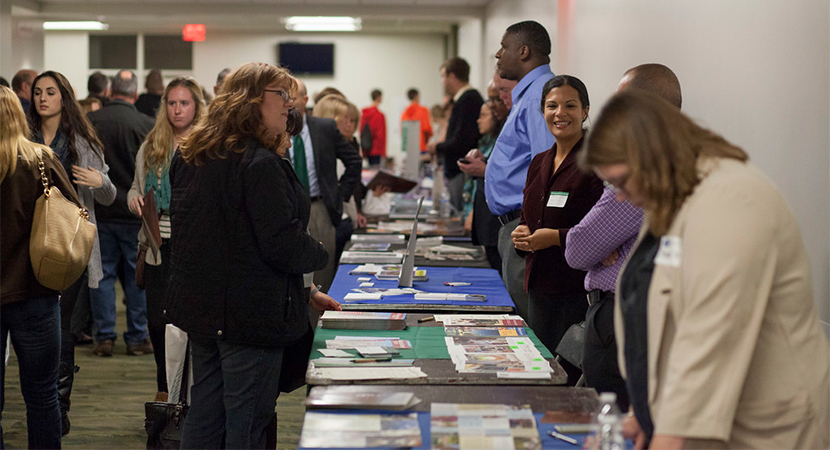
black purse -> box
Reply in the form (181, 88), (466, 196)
(279, 321), (314, 393)
(144, 339), (190, 449)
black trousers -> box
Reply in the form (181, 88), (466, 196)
(526, 289), (588, 386)
(583, 291), (630, 411)
(145, 240), (171, 392)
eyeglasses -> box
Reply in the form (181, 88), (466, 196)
(602, 172), (632, 197)
(263, 89), (293, 102)
(488, 97), (504, 104)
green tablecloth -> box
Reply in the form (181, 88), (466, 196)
(313, 327), (555, 359)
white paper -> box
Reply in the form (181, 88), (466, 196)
(355, 346), (389, 356)
(315, 367), (428, 380)
(343, 292), (383, 301)
(357, 277), (372, 282)
(319, 348), (354, 357)
(497, 372), (552, 379)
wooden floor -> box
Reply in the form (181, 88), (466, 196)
(2, 286), (306, 449)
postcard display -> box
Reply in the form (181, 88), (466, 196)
(431, 403), (542, 450)
(436, 315), (554, 375)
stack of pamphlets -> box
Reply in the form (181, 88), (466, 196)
(444, 335), (553, 374)
(430, 403), (541, 450)
(434, 314), (526, 327)
(321, 311), (407, 331)
(339, 251), (403, 264)
(349, 242), (392, 252)
(304, 388), (422, 410)
(324, 336), (412, 350)
(376, 268), (428, 281)
(299, 411), (422, 448)
(351, 234), (406, 243)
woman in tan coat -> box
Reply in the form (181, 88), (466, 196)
(582, 89), (829, 449)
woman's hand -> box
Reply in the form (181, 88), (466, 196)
(309, 290), (342, 313)
(513, 227), (558, 252)
(72, 165), (103, 189)
(372, 184), (392, 197)
(128, 194), (144, 217)
(622, 414), (648, 450)
(356, 213), (368, 229)
(649, 435), (684, 450)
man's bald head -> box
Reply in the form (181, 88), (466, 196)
(618, 63), (682, 109)
(293, 78), (309, 115)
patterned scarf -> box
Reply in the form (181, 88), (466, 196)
(144, 145), (175, 212)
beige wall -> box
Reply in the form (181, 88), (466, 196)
(483, 0), (830, 324)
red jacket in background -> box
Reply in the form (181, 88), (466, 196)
(400, 102), (432, 152)
(360, 105), (386, 158)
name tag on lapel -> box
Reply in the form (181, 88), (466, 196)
(654, 236), (682, 267)
(547, 191), (568, 208)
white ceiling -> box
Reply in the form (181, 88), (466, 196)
(12, 0), (493, 34)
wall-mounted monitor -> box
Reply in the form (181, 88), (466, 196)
(278, 42), (334, 76)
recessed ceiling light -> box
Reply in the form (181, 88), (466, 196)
(283, 16), (361, 32)
(43, 21), (109, 31)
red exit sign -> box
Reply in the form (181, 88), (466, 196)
(183, 24), (205, 42)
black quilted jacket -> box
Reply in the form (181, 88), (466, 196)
(165, 140), (328, 347)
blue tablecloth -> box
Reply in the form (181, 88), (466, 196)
(298, 410), (593, 449)
(328, 265), (514, 310)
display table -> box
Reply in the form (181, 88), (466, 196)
(299, 386), (601, 449)
(306, 314), (567, 386)
(329, 265), (514, 313)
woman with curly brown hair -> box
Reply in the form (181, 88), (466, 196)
(167, 63), (338, 448)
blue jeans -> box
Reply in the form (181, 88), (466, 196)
(181, 336), (283, 450)
(1, 295), (62, 449)
(89, 221), (148, 345)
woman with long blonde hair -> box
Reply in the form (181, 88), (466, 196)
(29, 70), (116, 435)
(1, 84), (83, 448)
(167, 63), (338, 448)
(127, 77), (205, 402)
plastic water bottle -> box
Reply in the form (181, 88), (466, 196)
(594, 392), (625, 450)
(439, 190), (452, 218)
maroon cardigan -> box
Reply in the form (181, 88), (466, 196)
(519, 138), (603, 294)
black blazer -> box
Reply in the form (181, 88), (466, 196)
(436, 88), (484, 178)
(166, 140), (328, 347)
(307, 115), (362, 227)
(88, 99), (154, 223)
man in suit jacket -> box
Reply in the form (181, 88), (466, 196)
(427, 57), (483, 212)
(289, 79), (361, 295)
(87, 69), (155, 357)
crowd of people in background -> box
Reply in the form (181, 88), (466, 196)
(1, 18), (828, 450)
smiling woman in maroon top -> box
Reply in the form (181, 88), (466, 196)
(511, 75), (603, 384)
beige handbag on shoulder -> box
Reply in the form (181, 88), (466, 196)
(29, 149), (97, 291)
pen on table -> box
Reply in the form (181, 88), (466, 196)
(351, 357), (392, 363)
(418, 316), (435, 323)
(547, 430), (579, 445)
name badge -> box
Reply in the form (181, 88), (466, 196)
(547, 191), (568, 208)
(654, 236), (682, 267)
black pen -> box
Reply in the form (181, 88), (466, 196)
(352, 357), (392, 363)
(547, 430), (578, 445)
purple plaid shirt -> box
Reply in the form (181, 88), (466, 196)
(564, 186), (644, 292)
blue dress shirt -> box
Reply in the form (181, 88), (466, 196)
(484, 65), (556, 216)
